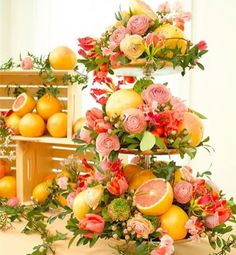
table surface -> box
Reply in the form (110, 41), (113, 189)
(0, 220), (236, 255)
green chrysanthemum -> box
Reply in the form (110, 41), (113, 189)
(108, 198), (131, 221)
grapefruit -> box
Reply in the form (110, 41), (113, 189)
(106, 89), (143, 118)
(12, 92), (36, 117)
(32, 181), (52, 204)
(47, 112), (67, 138)
(72, 190), (90, 220)
(5, 113), (21, 135)
(155, 24), (187, 58)
(19, 113), (46, 137)
(0, 159), (11, 178)
(160, 205), (189, 240)
(129, 169), (156, 191)
(36, 94), (62, 120)
(73, 117), (86, 134)
(134, 178), (173, 215)
(123, 164), (142, 183)
(49, 46), (77, 70)
(178, 112), (204, 147)
(0, 176), (16, 198)
(129, 0), (157, 20)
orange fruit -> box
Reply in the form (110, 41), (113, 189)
(160, 205), (189, 240)
(129, 169), (156, 191)
(178, 112), (204, 147)
(134, 178), (173, 216)
(73, 117), (86, 134)
(47, 112), (67, 138)
(19, 113), (46, 137)
(124, 164), (142, 183)
(12, 92), (36, 117)
(0, 159), (11, 178)
(49, 46), (77, 70)
(73, 190), (90, 220)
(5, 113), (21, 135)
(36, 94), (62, 120)
(106, 89), (143, 118)
(57, 195), (67, 206)
(43, 173), (57, 182)
(0, 176), (16, 198)
(129, 0), (157, 20)
(32, 181), (52, 204)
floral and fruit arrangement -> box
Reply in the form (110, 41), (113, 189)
(0, 1), (236, 255)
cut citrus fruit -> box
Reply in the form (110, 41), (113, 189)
(106, 89), (143, 118)
(0, 176), (16, 198)
(134, 178), (173, 215)
(178, 112), (204, 146)
(5, 113), (21, 135)
(123, 164), (142, 183)
(86, 185), (104, 210)
(47, 112), (67, 138)
(129, 169), (156, 191)
(12, 92), (36, 117)
(32, 181), (52, 204)
(36, 93), (62, 120)
(129, 0), (157, 20)
(19, 113), (46, 137)
(49, 46), (77, 70)
(174, 166), (194, 184)
(160, 205), (189, 240)
(72, 190), (90, 220)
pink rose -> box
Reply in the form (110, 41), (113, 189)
(20, 57), (33, 70)
(142, 84), (172, 106)
(174, 180), (193, 204)
(151, 247), (169, 255)
(127, 215), (154, 239)
(57, 176), (68, 190)
(107, 175), (128, 195)
(79, 124), (92, 143)
(146, 32), (165, 47)
(78, 214), (105, 238)
(170, 97), (188, 121)
(122, 108), (147, 134)
(67, 192), (77, 208)
(158, 2), (171, 13)
(7, 197), (20, 207)
(204, 213), (220, 229)
(110, 26), (130, 45)
(127, 15), (149, 35)
(78, 37), (96, 51)
(197, 40), (207, 51)
(96, 133), (120, 157)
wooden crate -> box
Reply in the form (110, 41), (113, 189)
(0, 70), (84, 202)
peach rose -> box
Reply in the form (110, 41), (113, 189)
(142, 84), (172, 105)
(78, 214), (105, 238)
(127, 215), (154, 239)
(174, 180), (193, 204)
(127, 14), (149, 35)
(110, 26), (130, 45)
(20, 57), (33, 70)
(107, 175), (128, 195)
(79, 124), (92, 144)
(120, 34), (145, 60)
(204, 213), (220, 229)
(7, 197), (20, 207)
(95, 133), (120, 157)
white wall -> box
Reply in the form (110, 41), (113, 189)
(190, 0), (236, 197)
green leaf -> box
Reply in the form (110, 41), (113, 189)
(197, 62), (205, 70)
(216, 237), (222, 248)
(190, 109), (207, 119)
(155, 136), (167, 150)
(140, 131), (156, 151)
(133, 78), (153, 94)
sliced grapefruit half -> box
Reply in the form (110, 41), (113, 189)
(12, 92), (36, 117)
(134, 178), (173, 216)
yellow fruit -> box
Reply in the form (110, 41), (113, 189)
(123, 164), (142, 183)
(47, 112), (67, 138)
(86, 185), (104, 210)
(36, 94), (62, 120)
(49, 46), (77, 70)
(174, 167), (194, 184)
(129, 169), (156, 191)
(19, 113), (46, 137)
(73, 117), (86, 134)
(129, 0), (157, 20)
(134, 178), (173, 216)
(178, 112), (204, 147)
(160, 205), (189, 240)
(106, 89), (143, 118)
(5, 113), (21, 135)
(155, 24), (187, 58)
(12, 92), (36, 117)
(32, 181), (52, 204)
(0, 176), (16, 198)
(72, 190), (90, 220)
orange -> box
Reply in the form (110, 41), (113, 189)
(72, 190), (90, 220)
(129, 169), (156, 191)
(57, 195), (67, 206)
(19, 113), (46, 137)
(134, 178), (173, 216)
(73, 117), (86, 134)
(5, 113), (21, 135)
(47, 112), (67, 138)
(43, 173), (57, 182)
(123, 164), (142, 183)
(160, 205), (189, 240)
(32, 181), (52, 204)
(106, 89), (143, 118)
(0, 176), (16, 198)
(0, 159), (11, 178)
(129, 0), (157, 20)
(12, 92), (36, 117)
(49, 46), (77, 70)
(178, 112), (204, 147)
(36, 94), (62, 120)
